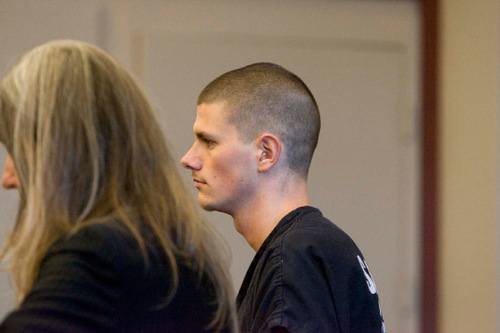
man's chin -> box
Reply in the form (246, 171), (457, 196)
(198, 195), (230, 214)
(200, 203), (215, 212)
(198, 198), (215, 212)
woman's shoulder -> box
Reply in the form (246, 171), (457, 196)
(50, 222), (139, 256)
(44, 222), (157, 281)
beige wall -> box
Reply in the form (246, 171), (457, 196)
(439, 0), (499, 332)
(0, 2), (421, 330)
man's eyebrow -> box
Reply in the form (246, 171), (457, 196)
(195, 131), (212, 140)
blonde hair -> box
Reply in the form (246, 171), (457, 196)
(0, 40), (236, 332)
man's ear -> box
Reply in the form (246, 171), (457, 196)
(256, 134), (281, 173)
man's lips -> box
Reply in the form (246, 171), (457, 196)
(192, 177), (206, 189)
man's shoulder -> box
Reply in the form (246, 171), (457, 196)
(282, 208), (359, 253)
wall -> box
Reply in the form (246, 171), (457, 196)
(439, 0), (500, 332)
(104, 2), (421, 331)
(0, 2), (421, 332)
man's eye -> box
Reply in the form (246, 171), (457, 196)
(204, 138), (215, 147)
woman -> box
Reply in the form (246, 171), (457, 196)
(0, 40), (237, 332)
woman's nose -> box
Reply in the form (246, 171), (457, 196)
(1, 155), (19, 189)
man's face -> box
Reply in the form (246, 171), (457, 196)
(1, 154), (19, 189)
(181, 102), (259, 215)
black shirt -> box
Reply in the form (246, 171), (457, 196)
(0, 222), (229, 332)
(236, 206), (385, 333)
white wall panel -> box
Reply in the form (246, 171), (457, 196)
(106, 2), (420, 331)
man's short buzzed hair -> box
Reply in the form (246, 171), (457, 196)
(198, 62), (321, 176)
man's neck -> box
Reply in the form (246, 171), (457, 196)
(232, 180), (310, 251)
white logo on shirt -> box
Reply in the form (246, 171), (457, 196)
(357, 255), (386, 333)
(357, 255), (377, 294)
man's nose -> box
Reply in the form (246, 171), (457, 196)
(181, 146), (201, 171)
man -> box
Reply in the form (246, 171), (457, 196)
(181, 63), (385, 333)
